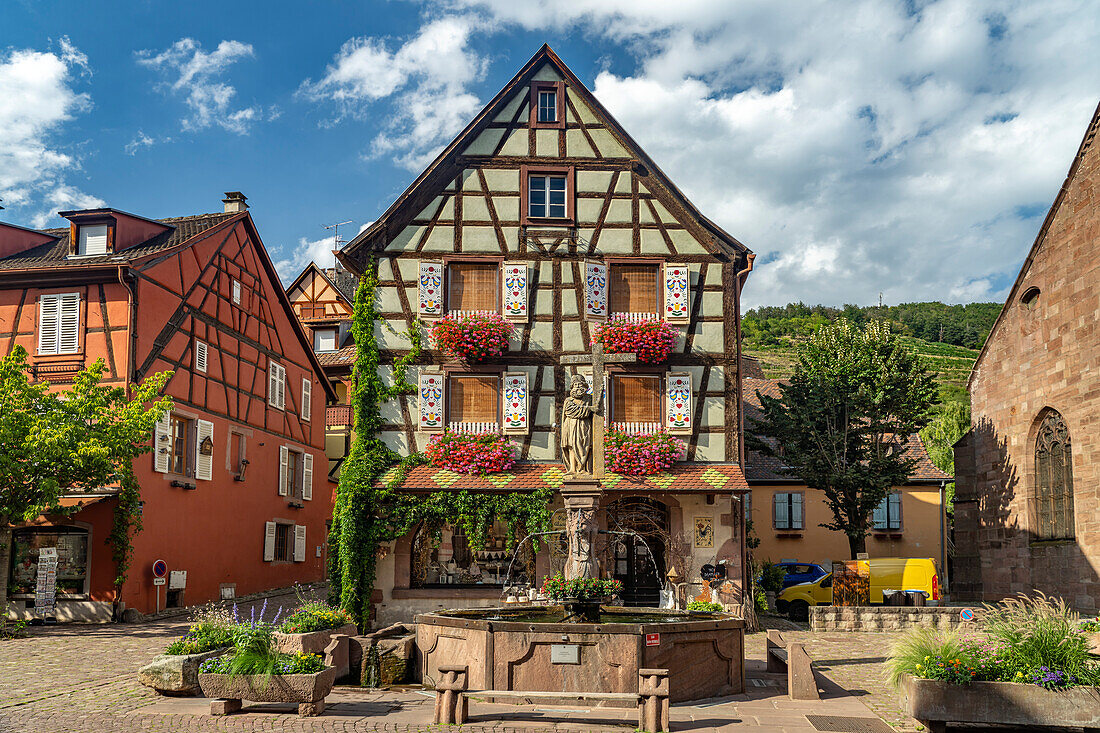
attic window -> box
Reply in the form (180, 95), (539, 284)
(538, 90), (557, 123)
(529, 81), (565, 129)
(76, 224), (109, 256)
(1020, 287), (1040, 311)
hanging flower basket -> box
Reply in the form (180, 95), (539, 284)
(605, 428), (686, 476)
(425, 430), (517, 475)
(591, 315), (678, 363)
(430, 312), (514, 362)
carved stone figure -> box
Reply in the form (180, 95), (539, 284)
(561, 376), (594, 477)
(566, 506), (598, 580)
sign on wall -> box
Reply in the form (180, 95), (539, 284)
(693, 516), (714, 548)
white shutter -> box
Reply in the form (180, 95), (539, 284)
(302, 453), (313, 501)
(301, 378), (312, 421)
(502, 371), (529, 434)
(77, 224), (108, 255)
(263, 522), (276, 561)
(277, 365), (286, 410)
(663, 263), (690, 323)
(278, 445), (289, 496)
(293, 525), (307, 562)
(153, 413), (171, 473)
(502, 262), (529, 322)
(417, 260), (444, 317)
(38, 294), (59, 354)
(584, 260), (608, 319)
(665, 371), (692, 435)
(194, 340), (208, 373)
(269, 362), (285, 410)
(195, 419), (214, 481)
(417, 371), (444, 432)
(232, 279), (242, 305)
(58, 292), (80, 354)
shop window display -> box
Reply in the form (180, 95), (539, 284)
(411, 520), (534, 588)
(9, 527), (89, 597)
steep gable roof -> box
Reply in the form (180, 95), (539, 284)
(968, 100), (1100, 389)
(286, 262), (356, 307)
(339, 44), (750, 268)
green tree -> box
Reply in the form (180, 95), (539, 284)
(0, 347), (172, 613)
(920, 393), (971, 511)
(748, 320), (937, 557)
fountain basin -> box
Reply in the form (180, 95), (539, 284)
(416, 606), (745, 702)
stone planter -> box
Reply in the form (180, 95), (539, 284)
(899, 673), (1100, 733)
(273, 623), (357, 655)
(1087, 631), (1100, 656)
(138, 648), (229, 696)
(198, 666), (337, 717)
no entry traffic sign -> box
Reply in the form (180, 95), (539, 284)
(152, 559), (167, 578)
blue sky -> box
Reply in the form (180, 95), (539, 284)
(2, 1), (1098, 308)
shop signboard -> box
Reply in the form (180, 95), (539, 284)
(34, 547), (58, 618)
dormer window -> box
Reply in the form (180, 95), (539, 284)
(76, 224), (109, 256)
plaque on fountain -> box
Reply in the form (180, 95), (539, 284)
(550, 644), (580, 665)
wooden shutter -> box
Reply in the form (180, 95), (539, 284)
(502, 372), (529, 434)
(231, 279), (242, 305)
(153, 413), (171, 473)
(302, 453), (314, 500)
(263, 522), (276, 561)
(448, 262), (499, 313)
(58, 292), (80, 354)
(418, 260), (444, 317)
(448, 375), (500, 425)
(585, 260), (608, 319)
(78, 224), (108, 255)
(38, 294), (59, 354)
(502, 262), (529, 321)
(609, 264), (659, 315)
(774, 494), (788, 529)
(268, 362), (279, 408)
(194, 340), (208, 373)
(278, 445), (289, 496)
(293, 525), (307, 562)
(195, 419), (214, 480)
(890, 492), (902, 530)
(873, 496), (888, 530)
(791, 493), (803, 529)
(418, 371), (444, 432)
(612, 375), (661, 424)
(301, 377), (312, 420)
(665, 371), (692, 434)
(663, 263), (690, 323)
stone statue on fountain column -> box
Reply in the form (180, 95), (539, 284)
(561, 375), (595, 478)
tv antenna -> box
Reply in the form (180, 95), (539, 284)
(324, 220), (353, 269)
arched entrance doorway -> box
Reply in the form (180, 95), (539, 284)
(605, 497), (668, 607)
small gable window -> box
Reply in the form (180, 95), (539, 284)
(1021, 286), (1040, 311)
(529, 175), (567, 218)
(538, 90), (557, 123)
(313, 328), (338, 352)
(76, 224), (109, 256)
(530, 81), (565, 129)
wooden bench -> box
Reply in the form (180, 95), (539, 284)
(433, 665), (671, 732)
(766, 629), (820, 700)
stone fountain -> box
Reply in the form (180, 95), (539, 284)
(416, 348), (746, 702)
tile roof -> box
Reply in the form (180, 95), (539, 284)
(315, 345), (356, 367)
(377, 462), (749, 493)
(742, 377), (953, 483)
(0, 212), (236, 270)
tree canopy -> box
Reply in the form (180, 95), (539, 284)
(747, 320), (937, 556)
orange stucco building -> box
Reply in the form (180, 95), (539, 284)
(0, 193), (335, 621)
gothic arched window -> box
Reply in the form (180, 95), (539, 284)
(1033, 411), (1075, 541)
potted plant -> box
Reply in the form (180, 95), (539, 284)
(605, 428), (686, 476)
(591, 315), (678, 363)
(424, 429), (517, 475)
(198, 613), (337, 717)
(887, 594), (1100, 733)
(430, 312), (514, 362)
(273, 600), (357, 655)
(758, 561), (786, 613)
(542, 573), (623, 623)
(138, 606), (236, 696)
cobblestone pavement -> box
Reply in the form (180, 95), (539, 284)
(1, 601), (913, 733)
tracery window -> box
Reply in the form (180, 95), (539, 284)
(1032, 411), (1075, 541)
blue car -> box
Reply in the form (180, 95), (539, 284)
(759, 562), (828, 590)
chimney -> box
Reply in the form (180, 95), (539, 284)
(222, 191), (248, 213)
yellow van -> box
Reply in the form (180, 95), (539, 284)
(776, 557), (939, 620)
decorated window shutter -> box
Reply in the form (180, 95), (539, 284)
(195, 419), (214, 480)
(418, 260), (444, 317)
(278, 445), (289, 496)
(873, 497), (888, 530)
(418, 371), (444, 432)
(293, 525), (307, 562)
(58, 292), (80, 354)
(663, 263), (690, 323)
(791, 493), (803, 529)
(301, 378), (312, 420)
(502, 371), (529, 434)
(194, 340), (208, 373)
(584, 260), (608, 319)
(302, 453), (314, 500)
(502, 262), (529, 322)
(38, 294), (59, 354)
(153, 413), (171, 473)
(664, 371), (692, 434)
(263, 522), (276, 562)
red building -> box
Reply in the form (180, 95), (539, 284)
(0, 193), (335, 621)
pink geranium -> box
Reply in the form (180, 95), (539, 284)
(605, 428), (686, 476)
(591, 316), (677, 363)
(431, 312), (514, 362)
(425, 430), (517, 475)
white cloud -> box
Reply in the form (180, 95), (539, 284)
(0, 37), (103, 228)
(137, 38), (261, 134)
(124, 130), (156, 155)
(299, 17), (489, 170)
(415, 0), (1100, 307)
(275, 235), (340, 284)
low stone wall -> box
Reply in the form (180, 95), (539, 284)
(810, 605), (971, 632)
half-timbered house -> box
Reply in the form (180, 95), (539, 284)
(0, 193), (335, 620)
(336, 46), (756, 625)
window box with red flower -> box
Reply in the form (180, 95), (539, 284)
(430, 312), (514, 362)
(605, 428), (686, 476)
(591, 315), (678, 364)
(424, 429), (518, 475)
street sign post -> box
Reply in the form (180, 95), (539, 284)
(152, 560), (168, 612)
